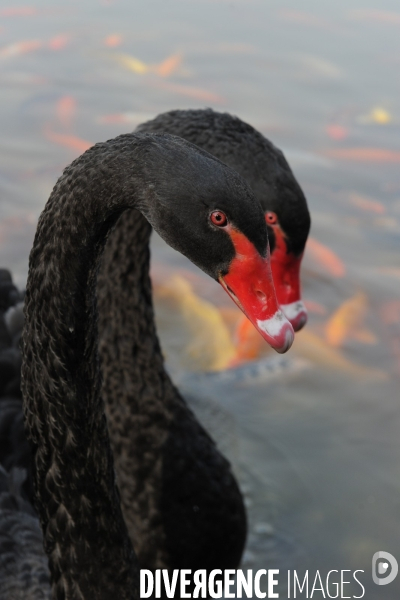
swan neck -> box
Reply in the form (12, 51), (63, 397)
(21, 136), (151, 599)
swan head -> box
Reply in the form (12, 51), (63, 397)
(137, 109), (310, 332)
(139, 133), (294, 353)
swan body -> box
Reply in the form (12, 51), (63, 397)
(17, 132), (283, 598)
(98, 110), (309, 569)
(0, 110), (310, 579)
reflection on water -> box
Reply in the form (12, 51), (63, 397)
(1, 0), (399, 597)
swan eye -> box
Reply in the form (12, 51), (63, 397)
(266, 211), (278, 225)
(210, 210), (228, 227)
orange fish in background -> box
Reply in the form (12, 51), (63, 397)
(44, 124), (93, 155)
(348, 193), (386, 214)
(325, 147), (400, 163)
(304, 299), (327, 316)
(0, 40), (41, 59)
(56, 96), (76, 129)
(48, 35), (69, 50)
(293, 329), (386, 381)
(324, 292), (377, 347)
(0, 7), (38, 17)
(231, 315), (264, 364)
(104, 34), (123, 47)
(305, 237), (345, 277)
(153, 53), (182, 77)
(326, 124), (348, 140)
(113, 52), (182, 78)
(154, 274), (237, 372)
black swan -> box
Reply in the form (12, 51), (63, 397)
(135, 109), (311, 332)
(3, 132), (291, 598)
(96, 110), (310, 570)
(0, 109), (310, 576)
(97, 110), (310, 569)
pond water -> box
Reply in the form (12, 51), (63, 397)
(1, 0), (400, 598)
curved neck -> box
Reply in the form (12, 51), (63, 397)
(97, 208), (182, 567)
(20, 136), (159, 599)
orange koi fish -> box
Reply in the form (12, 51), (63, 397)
(306, 237), (345, 277)
(104, 34), (122, 47)
(56, 96), (76, 129)
(304, 300), (327, 316)
(48, 35), (69, 50)
(292, 329), (386, 381)
(113, 52), (182, 77)
(0, 40), (41, 59)
(0, 7), (37, 17)
(326, 124), (348, 140)
(324, 292), (377, 347)
(326, 147), (400, 163)
(154, 275), (237, 371)
(153, 53), (182, 77)
(44, 125), (92, 154)
(348, 193), (386, 214)
(231, 315), (264, 364)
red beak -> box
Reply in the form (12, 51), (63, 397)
(269, 221), (308, 332)
(219, 227), (294, 354)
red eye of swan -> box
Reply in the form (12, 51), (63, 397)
(210, 210), (228, 227)
(266, 211), (278, 225)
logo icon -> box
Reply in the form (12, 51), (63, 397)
(372, 552), (398, 585)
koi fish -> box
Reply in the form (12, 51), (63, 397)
(113, 52), (182, 77)
(154, 275), (237, 372)
(0, 40), (41, 59)
(326, 147), (400, 162)
(326, 124), (348, 140)
(104, 34), (122, 47)
(153, 53), (182, 77)
(305, 237), (345, 277)
(44, 125), (93, 154)
(293, 329), (385, 380)
(304, 300), (327, 316)
(0, 7), (37, 17)
(324, 292), (377, 347)
(56, 96), (76, 129)
(232, 315), (264, 364)
(48, 35), (69, 50)
(348, 193), (386, 214)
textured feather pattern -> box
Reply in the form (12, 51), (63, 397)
(98, 211), (246, 571)
(21, 136), (147, 600)
(136, 108), (310, 256)
(20, 133), (256, 599)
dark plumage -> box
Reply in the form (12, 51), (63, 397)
(0, 109), (311, 581)
(99, 110), (310, 569)
(16, 132), (270, 598)
(136, 109), (310, 256)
